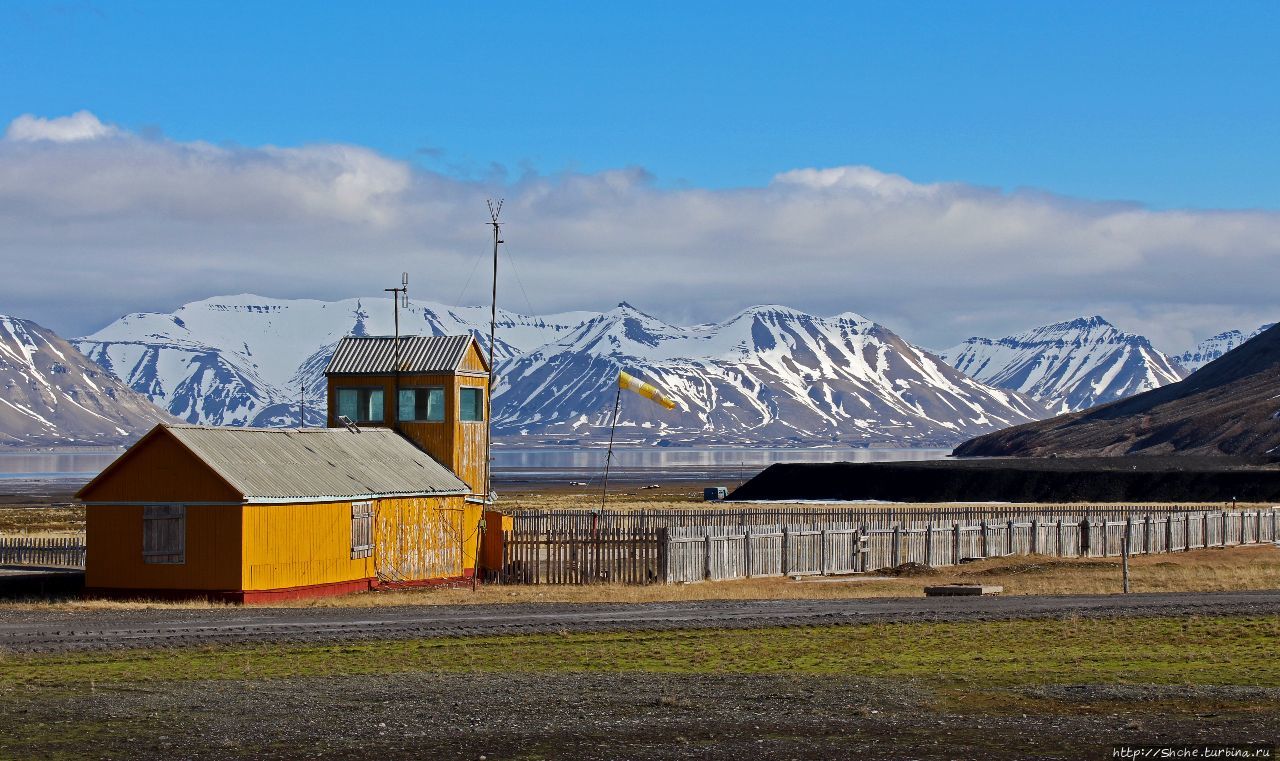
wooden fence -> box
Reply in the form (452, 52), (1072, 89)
(0, 536), (86, 568)
(506, 504), (1244, 533)
(501, 528), (661, 584)
(495, 508), (1278, 585)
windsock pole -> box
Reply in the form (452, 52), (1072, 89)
(599, 379), (624, 511)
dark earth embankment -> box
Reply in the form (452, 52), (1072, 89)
(728, 457), (1280, 502)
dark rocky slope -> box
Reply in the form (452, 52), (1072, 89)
(953, 323), (1280, 458)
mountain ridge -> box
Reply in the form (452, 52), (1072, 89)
(0, 315), (175, 447)
(939, 315), (1187, 413)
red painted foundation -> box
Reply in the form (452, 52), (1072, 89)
(85, 569), (478, 604)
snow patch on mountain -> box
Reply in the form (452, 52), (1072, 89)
(76, 294), (588, 427)
(1175, 323), (1277, 373)
(493, 304), (1049, 446)
(939, 316), (1186, 413)
(0, 315), (173, 447)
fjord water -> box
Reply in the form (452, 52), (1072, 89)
(0, 447), (951, 484)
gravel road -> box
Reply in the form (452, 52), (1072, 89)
(5, 589), (1280, 652)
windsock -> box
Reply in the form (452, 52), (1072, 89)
(618, 371), (677, 410)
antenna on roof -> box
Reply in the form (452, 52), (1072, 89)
(385, 273), (409, 431)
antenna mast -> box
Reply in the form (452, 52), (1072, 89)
(485, 199), (503, 505)
(385, 273), (409, 430)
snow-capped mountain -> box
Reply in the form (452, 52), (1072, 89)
(1175, 323), (1277, 373)
(75, 295), (1049, 447)
(76, 295), (589, 427)
(939, 316), (1186, 414)
(0, 315), (173, 447)
(493, 304), (1049, 447)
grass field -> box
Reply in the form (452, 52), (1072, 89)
(2, 615), (1277, 759)
(3, 615), (1277, 688)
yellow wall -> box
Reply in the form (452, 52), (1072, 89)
(86, 504), (243, 591)
(241, 501), (376, 591)
(373, 496), (482, 582)
(241, 496), (483, 591)
(88, 496), (480, 594)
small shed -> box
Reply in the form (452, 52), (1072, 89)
(77, 424), (480, 602)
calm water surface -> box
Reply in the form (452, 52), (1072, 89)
(0, 446), (952, 485)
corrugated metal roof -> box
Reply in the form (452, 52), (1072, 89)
(326, 335), (483, 375)
(163, 425), (470, 502)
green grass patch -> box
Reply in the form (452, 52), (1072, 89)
(3, 615), (1278, 690)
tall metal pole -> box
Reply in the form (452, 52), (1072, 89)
(600, 380), (623, 511)
(485, 200), (503, 505)
(385, 273), (408, 430)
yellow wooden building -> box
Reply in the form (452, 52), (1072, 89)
(77, 334), (494, 602)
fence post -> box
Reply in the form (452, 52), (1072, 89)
(980, 521), (989, 558)
(952, 523), (960, 563)
(892, 524), (901, 567)
(658, 528), (669, 584)
(820, 528), (828, 575)
(1080, 519), (1090, 557)
(703, 532), (712, 581)
(1031, 518), (1039, 555)
(744, 527), (752, 578)
(781, 526), (790, 576)
(1055, 519), (1063, 556)
(924, 522), (933, 566)
(1007, 520), (1014, 556)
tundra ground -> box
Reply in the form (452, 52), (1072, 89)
(1, 616), (1277, 760)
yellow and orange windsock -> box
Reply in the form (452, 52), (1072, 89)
(618, 371), (677, 410)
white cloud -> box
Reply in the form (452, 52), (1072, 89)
(0, 110), (1277, 355)
(4, 110), (121, 143)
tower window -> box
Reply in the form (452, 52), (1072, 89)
(398, 388), (445, 422)
(336, 388), (384, 423)
(459, 387), (484, 421)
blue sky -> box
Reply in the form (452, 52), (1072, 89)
(1, 1), (1279, 350)
(4, 1), (1278, 209)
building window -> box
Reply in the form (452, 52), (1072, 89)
(398, 387), (445, 422)
(351, 501), (373, 559)
(143, 504), (185, 564)
(337, 388), (384, 423)
(459, 387), (484, 422)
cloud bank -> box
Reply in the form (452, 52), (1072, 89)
(1, 111), (1277, 351)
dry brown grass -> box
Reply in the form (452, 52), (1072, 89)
(0, 504), (84, 534)
(2, 543), (1276, 612)
(281, 543), (1280, 608)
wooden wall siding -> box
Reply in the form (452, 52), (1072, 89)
(499, 509), (1279, 585)
(79, 430), (241, 504)
(455, 376), (488, 496)
(241, 501), (375, 591)
(460, 342), (489, 373)
(86, 504), (243, 590)
(373, 496), (480, 582)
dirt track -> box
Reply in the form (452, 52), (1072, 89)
(5, 590), (1280, 653)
